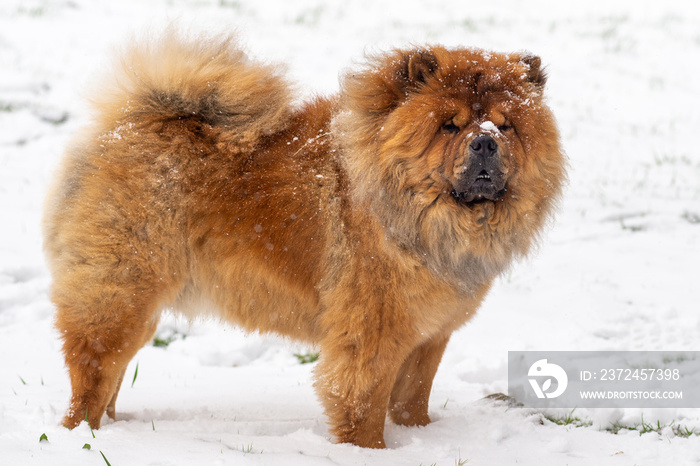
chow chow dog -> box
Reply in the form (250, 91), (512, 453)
(43, 30), (566, 448)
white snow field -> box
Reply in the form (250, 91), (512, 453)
(2, 0), (700, 464)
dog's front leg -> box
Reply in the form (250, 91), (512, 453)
(313, 296), (418, 448)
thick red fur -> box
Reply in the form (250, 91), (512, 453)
(43, 31), (566, 448)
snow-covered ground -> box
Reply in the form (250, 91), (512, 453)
(2, 0), (700, 464)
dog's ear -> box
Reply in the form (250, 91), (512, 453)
(520, 54), (547, 88)
(406, 50), (438, 86)
(340, 48), (440, 116)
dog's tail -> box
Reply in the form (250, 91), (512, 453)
(92, 29), (293, 146)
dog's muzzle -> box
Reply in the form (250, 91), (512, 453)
(451, 135), (507, 204)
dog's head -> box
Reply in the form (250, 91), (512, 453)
(335, 46), (566, 281)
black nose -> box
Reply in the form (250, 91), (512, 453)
(469, 135), (498, 159)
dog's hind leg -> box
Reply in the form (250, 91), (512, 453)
(388, 335), (449, 426)
(104, 313), (159, 422)
(55, 272), (167, 429)
(105, 368), (126, 421)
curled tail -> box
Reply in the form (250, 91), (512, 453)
(92, 29), (293, 146)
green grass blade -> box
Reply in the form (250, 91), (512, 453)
(100, 450), (112, 466)
(131, 362), (139, 388)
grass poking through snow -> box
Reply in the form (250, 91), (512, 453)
(542, 409), (592, 428)
(131, 361), (139, 388)
(294, 351), (319, 364)
(100, 450), (112, 466)
(543, 411), (699, 438)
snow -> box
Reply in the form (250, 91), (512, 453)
(2, 0), (700, 464)
(479, 121), (498, 133)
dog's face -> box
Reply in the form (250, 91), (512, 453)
(364, 49), (555, 208)
(336, 46), (566, 279)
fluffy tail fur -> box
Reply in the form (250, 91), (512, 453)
(91, 29), (293, 145)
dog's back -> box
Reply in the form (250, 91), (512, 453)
(42, 31), (312, 429)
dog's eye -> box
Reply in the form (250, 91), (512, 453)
(442, 121), (460, 133)
(498, 124), (513, 132)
